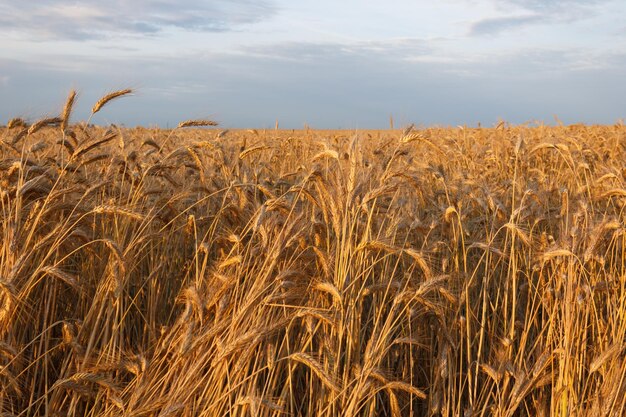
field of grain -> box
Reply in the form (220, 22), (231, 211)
(1, 92), (625, 416)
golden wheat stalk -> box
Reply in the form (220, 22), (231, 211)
(312, 149), (339, 162)
(92, 205), (146, 221)
(590, 344), (623, 374)
(177, 119), (218, 128)
(383, 381), (427, 399)
(61, 89), (77, 131)
(239, 145), (271, 160)
(92, 88), (133, 114)
(313, 282), (343, 306)
(289, 353), (342, 393)
(27, 117), (62, 135)
(218, 255), (243, 270)
(7, 117), (27, 129)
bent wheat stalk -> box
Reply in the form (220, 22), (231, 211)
(91, 89), (133, 115)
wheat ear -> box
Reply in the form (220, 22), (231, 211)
(92, 89), (133, 115)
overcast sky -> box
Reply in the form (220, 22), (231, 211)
(1, 0), (625, 128)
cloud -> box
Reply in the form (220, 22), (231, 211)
(469, 15), (544, 36)
(504, 0), (604, 12)
(2, 42), (624, 128)
(501, 0), (609, 21)
(469, 0), (610, 36)
(0, 0), (276, 40)
(235, 38), (433, 64)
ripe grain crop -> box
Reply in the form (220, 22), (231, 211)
(0, 91), (625, 416)
(91, 88), (133, 115)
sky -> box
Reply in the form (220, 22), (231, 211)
(1, 0), (625, 128)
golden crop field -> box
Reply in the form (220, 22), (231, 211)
(1, 91), (625, 416)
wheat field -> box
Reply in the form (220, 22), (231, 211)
(1, 91), (625, 416)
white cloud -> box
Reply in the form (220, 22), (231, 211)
(469, 14), (544, 36)
(503, 0), (604, 11)
(464, 0), (613, 37)
(0, 1), (277, 40)
(1, 0), (626, 127)
(2, 42), (624, 128)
